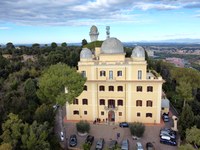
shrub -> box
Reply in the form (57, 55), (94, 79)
(76, 120), (90, 133)
(129, 122), (145, 137)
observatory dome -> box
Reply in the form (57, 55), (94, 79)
(131, 46), (145, 58)
(80, 48), (92, 59)
(101, 37), (124, 54)
(90, 25), (98, 34)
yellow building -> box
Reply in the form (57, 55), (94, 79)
(66, 37), (164, 124)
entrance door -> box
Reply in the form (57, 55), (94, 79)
(108, 110), (115, 122)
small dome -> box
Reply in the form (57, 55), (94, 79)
(101, 37), (124, 54)
(90, 25), (98, 34)
(131, 46), (145, 58)
(80, 48), (92, 59)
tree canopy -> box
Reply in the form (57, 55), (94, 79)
(37, 63), (86, 105)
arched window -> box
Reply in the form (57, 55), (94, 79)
(73, 99), (78, 105)
(117, 71), (122, 76)
(109, 86), (114, 91)
(137, 86), (142, 92)
(146, 113), (152, 118)
(73, 110), (79, 115)
(99, 85), (105, 91)
(99, 99), (105, 105)
(82, 99), (88, 105)
(117, 86), (123, 91)
(136, 100), (142, 106)
(146, 100), (153, 107)
(147, 86), (153, 92)
(84, 85), (87, 91)
(100, 70), (106, 76)
(117, 99), (123, 106)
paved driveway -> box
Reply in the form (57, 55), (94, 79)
(64, 122), (178, 150)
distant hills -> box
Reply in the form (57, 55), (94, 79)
(0, 38), (200, 47)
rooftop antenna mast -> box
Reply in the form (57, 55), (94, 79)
(106, 26), (110, 39)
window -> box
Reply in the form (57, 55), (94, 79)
(117, 99), (123, 106)
(147, 86), (153, 92)
(108, 99), (115, 108)
(101, 111), (104, 115)
(136, 100), (142, 106)
(138, 70), (142, 80)
(81, 71), (86, 78)
(119, 112), (122, 116)
(84, 85), (87, 91)
(146, 100), (153, 107)
(84, 111), (87, 115)
(137, 86), (142, 92)
(162, 107), (164, 110)
(117, 86), (123, 91)
(99, 99), (105, 105)
(73, 99), (78, 105)
(109, 86), (114, 91)
(100, 70), (106, 76)
(73, 110), (79, 115)
(82, 99), (88, 105)
(117, 71), (122, 76)
(137, 112), (141, 117)
(99, 85), (105, 91)
(109, 71), (113, 80)
(146, 113), (152, 118)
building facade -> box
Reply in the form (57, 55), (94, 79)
(66, 37), (163, 124)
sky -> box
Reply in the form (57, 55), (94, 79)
(0, 0), (200, 44)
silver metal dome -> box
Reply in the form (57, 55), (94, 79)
(80, 48), (92, 59)
(101, 37), (124, 54)
(131, 46), (145, 58)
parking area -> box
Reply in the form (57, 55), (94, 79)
(64, 121), (178, 150)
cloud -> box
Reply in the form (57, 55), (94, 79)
(0, 27), (10, 30)
(0, 0), (199, 26)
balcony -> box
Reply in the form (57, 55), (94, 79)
(104, 105), (118, 111)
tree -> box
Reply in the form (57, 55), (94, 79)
(129, 122), (145, 137)
(6, 42), (15, 49)
(24, 78), (37, 100)
(176, 80), (193, 107)
(21, 121), (50, 150)
(0, 113), (24, 149)
(61, 42), (67, 47)
(82, 39), (88, 46)
(0, 143), (12, 150)
(186, 126), (200, 146)
(76, 120), (90, 133)
(178, 144), (194, 150)
(178, 104), (195, 139)
(46, 50), (65, 65)
(34, 104), (55, 124)
(37, 63), (86, 105)
(51, 42), (57, 49)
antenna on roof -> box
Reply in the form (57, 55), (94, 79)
(106, 26), (110, 39)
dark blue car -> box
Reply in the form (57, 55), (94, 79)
(160, 138), (177, 146)
(119, 122), (129, 128)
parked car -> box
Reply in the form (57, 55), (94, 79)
(146, 142), (155, 150)
(60, 131), (64, 142)
(69, 134), (77, 147)
(108, 140), (118, 149)
(160, 129), (176, 140)
(85, 135), (94, 146)
(95, 138), (104, 150)
(162, 114), (169, 122)
(119, 122), (129, 128)
(160, 138), (177, 146)
(136, 142), (144, 150)
(121, 139), (129, 150)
